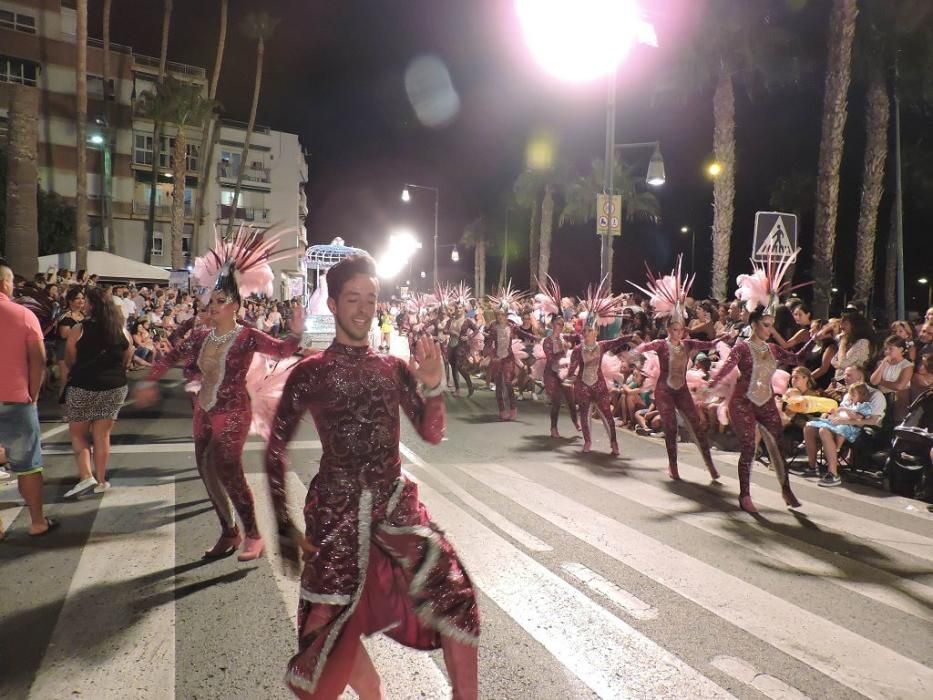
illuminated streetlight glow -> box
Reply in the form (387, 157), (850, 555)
(451, 247), (460, 262)
(680, 226), (689, 234)
(919, 277), (929, 285)
(707, 162), (722, 177)
(89, 133), (104, 145)
(401, 187), (411, 202)
(831, 287), (839, 293)
(646, 144), (666, 186)
(516, 0), (644, 83)
(421, 270), (426, 279)
(377, 229), (421, 280)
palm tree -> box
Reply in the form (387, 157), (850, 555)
(4, 85), (39, 277)
(75, 0), (89, 272)
(145, 0), (173, 263)
(811, 0), (858, 317)
(193, 0), (229, 254)
(225, 12), (280, 238)
(460, 216), (488, 297)
(661, 0), (801, 301)
(513, 168), (552, 291)
(138, 78), (217, 269)
(560, 158), (660, 287)
(101, 0), (114, 252)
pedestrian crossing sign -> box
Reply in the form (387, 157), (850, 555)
(752, 211), (797, 262)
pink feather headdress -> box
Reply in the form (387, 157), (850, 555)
(533, 274), (562, 321)
(453, 282), (474, 309)
(627, 254), (694, 324)
(433, 283), (455, 310)
(735, 242), (810, 315)
(192, 224), (298, 302)
(405, 292), (434, 318)
(487, 280), (527, 314)
(579, 276), (624, 329)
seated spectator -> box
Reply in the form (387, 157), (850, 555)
(890, 320), (918, 363)
(772, 302), (813, 350)
(916, 323), (933, 368)
(803, 382), (874, 487)
(804, 319), (838, 390)
(870, 335), (914, 422)
(911, 353), (933, 400)
(781, 366), (823, 428)
(825, 312), (874, 398)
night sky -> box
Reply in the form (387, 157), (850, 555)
(96, 0), (930, 306)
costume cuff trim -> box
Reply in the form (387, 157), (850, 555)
(422, 382), (445, 398)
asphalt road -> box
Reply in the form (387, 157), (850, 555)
(2, 372), (932, 700)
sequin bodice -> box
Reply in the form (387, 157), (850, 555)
(582, 344), (601, 387)
(545, 334), (566, 373)
(448, 317), (464, 347)
(196, 329), (241, 411)
(746, 340), (778, 406)
(666, 341), (688, 390)
(496, 325), (511, 359)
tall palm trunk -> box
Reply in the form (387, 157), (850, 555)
(170, 127), (186, 269)
(710, 64), (735, 302)
(194, 0), (228, 252)
(853, 67), (889, 306)
(5, 85), (39, 277)
(146, 0), (172, 263)
(884, 210), (897, 323)
(226, 35), (265, 237)
(478, 236), (487, 298)
(537, 184), (555, 289)
(101, 0), (114, 252)
(528, 198), (540, 290)
(75, 0), (89, 271)
(811, 0), (858, 317)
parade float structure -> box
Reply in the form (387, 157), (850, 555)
(304, 238), (369, 347)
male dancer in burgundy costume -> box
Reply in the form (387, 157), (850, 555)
(265, 254), (479, 700)
(542, 315), (580, 437)
(484, 308), (535, 421)
(445, 301), (478, 396)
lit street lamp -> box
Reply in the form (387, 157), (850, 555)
(680, 226), (694, 269)
(401, 183), (439, 286)
(707, 162), (722, 177)
(517, 0), (658, 288)
(919, 277), (931, 307)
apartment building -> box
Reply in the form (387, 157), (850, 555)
(0, 0), (308, 299)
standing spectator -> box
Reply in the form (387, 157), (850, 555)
(55, 286), (86, 389)
(0, 260), (58, 538)
(265, 305), (282, 336)
(62, 286), (134, 497)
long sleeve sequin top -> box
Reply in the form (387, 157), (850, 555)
(710, 338), (814, 406)
(483, 321), (535, 359)
(636, 338), (719, 391)
(145, 325), (300, 412)
(567, 336), (631, 388)
(264, 342), (445, 524)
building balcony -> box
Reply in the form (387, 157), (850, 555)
(133, 53), (207, 80)
(132, 200), (194, 219)
(217, 204), (270, 223)
(217, 163), (271, 186)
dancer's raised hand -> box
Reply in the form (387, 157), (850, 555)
(410, 335), (443, 390)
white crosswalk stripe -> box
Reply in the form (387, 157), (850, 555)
(8, 438), (933, 700)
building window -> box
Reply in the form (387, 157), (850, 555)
(182, 234), (191, 255)
(159, 136), (171, 169)
(134, 133), (153, 165)
(151, 231), (164, 256)
(87, 74), (116, 101)
(0, 56), (40, 87)
(186, 143), (199, 172)
(219, 150), (241, 178)
(0, 10), (37, 34)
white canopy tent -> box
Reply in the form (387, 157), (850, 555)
(38, 251), (171, 283)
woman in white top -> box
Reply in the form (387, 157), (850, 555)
(870, 335), (914, 421)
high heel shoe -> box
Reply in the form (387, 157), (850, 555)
(550, 428), (561, 439)
(667, 464), (680, 480)
(705, 460), (721, 481)
(610, 442), (620, 457)
(238, 535), (265, 561)
(204, 532), (242, 559)
(781, 483), (802, 508)
(582, 441), (592, 454)
(739, 495), (758, 514)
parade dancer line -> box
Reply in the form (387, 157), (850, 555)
(534, 276), (580, 438)
(265, 254), (479, 700)
(567, 282), (630, 455)
(709, 247), (812, 514)
(629, 257), (722, 481)
(485, 283), (534, 421)
(136, 227), (304, 561)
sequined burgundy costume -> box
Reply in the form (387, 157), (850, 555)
(484, 321), (534, 418)
(542, 333), (580, 434)
(568, 337), (629, 453)
(265, 342), (480, 699)
(147, 325), (300, 539)
(636, 338), (719, 477)
(710, 339), (812, 505)
(445, 315), (477, 394)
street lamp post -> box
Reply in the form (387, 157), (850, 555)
(919, 277), (931, 308)
(680, 226), (694, 269)
(402, 183), (439, 287)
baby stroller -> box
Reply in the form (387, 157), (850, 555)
(884, 388), (933, 502)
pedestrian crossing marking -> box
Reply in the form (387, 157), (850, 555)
(462, 461), (933, 700)
(710, 656), (811, 700)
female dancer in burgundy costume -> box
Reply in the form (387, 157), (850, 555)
(567, 283), (630, 455)
(484, 283), (534, 421)
(136, 227), (304, 561)
(444, 284), (478, 396)
(534, 276), (580, 437)
(265, 254), (479, 700)
(709, 248), (811, 513)
(629, 258), (721, 480)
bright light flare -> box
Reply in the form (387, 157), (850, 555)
(377, 229), (421, 280)
(88, 133), (104, 145)
(516, 0), (645, 82)
(919, 277), (930, 285)
(401, 187), (411, 202)
(680, 226), (689, 234)
(707, 162), (722, 177)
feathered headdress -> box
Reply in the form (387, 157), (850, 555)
(433, 282), (455, 311)
(533, 274), (563, 322)
(626, 254), (694, 325)
(487, 280), (526, 315)
(405, 292), (434, 318)
(579, 276), (624, 330)
(192, 224), (298, 303)
(14, 287), (56, 335)
(735, 242), (810, 316)
(453, 282), (474, 310)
